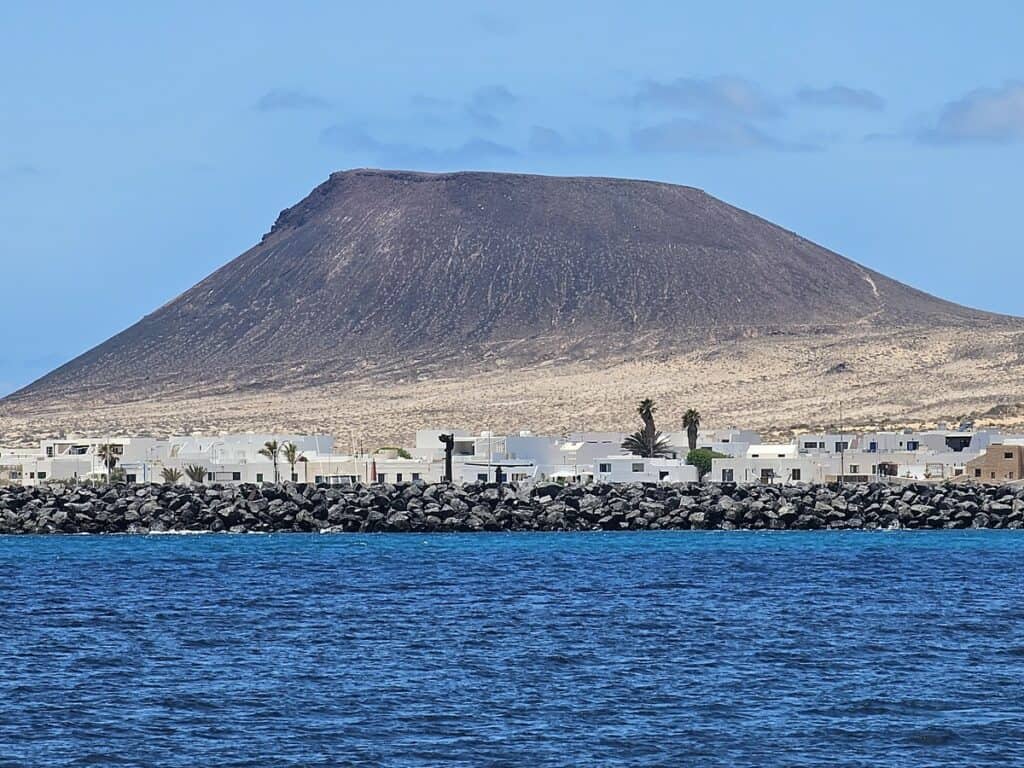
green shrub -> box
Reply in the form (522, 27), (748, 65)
(686, 449), (728, 479)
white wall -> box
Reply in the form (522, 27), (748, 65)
(712, 455), (832, 484)
(593, 456), (698, 484)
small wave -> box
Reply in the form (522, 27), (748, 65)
(906, 727), (959, 746)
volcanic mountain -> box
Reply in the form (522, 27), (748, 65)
(3, 169), (1023, 443)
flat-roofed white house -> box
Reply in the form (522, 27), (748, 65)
(593, 455), (698, 484)
(712, 444), (827, 484)
(693, 427), (762, 458)
(371, 453), (441, 484)
(3, 437), (164, 485)
(413, 428), (472, 461)
(147, 434), (336, 485)
(795, 433), (855, 454)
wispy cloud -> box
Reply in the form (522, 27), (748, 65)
(321, 124), (517, 168)
(409, 85), (518, 130)
(473, 13), (516, 37)
(254, 88), (330, 112)
(0, 163), (43, 180)
(632, 76), (780, 118)
(631, 117), (814, 154)
(627, 75), (816, 153)
(917, 81), (1024, 144)
(465, 85), (518, 129)
(411, 94), (456, 112)
(528, 126), (615, 154)
(796, 85), (885, 111)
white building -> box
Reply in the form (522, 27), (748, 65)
(2, 436), (163, 486)
(150, 434), (336, 484)
(593, 455), (698, 484)
(712, 444), (827, 484)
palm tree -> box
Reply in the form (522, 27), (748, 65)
(621, 398), (675, 458)
(638, 398), (657, 433)
(281, 442), (304, 482)
(683, 408), (701, 452)
(258, 440), (281, 483)
(183, 464), (207, 485)
(160, 467), (183, 484)
(96, 444), (120, 483)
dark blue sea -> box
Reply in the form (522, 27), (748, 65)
(1, 532), (1022, 767)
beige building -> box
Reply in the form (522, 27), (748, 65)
(965, 444), (1024, 483)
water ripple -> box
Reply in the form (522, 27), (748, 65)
(1, 532), (1022, 767)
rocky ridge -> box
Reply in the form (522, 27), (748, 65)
(2, 481), (1023, 534)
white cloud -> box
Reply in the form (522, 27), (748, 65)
(919, 82), (1024, 144)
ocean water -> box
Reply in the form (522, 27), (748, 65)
(1, 533), (1022, 767)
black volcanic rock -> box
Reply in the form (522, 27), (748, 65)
(3, 168), (1007, 402)
(1, 480), (1022, 534)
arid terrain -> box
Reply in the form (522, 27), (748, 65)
(2, 324), (1023, 446)
(3, 169), (1023, 446)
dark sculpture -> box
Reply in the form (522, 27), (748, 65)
(438, 433), (455, 482)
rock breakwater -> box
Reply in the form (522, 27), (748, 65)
(2, 481), (1024, 534)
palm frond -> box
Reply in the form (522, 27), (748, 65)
(621, 429), (674, 458)
(682, 408), (701, 428)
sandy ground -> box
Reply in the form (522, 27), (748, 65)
(3, 324), (1024, 447)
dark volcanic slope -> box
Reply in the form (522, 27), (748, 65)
(6, 169), (1003, 401)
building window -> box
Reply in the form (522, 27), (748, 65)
(791, 469), (801, 481)
(849, 465), (859, 474)
(834, 441), (849, 452)
(396, 473), (403, 482)
(256, 473), (264, 483)
(125, 474), (136, 483)
(412, 473), (420, 481)
(291, 473), (298, 482)
(975, 468), (982, 478)
(477, 473), (488, 481)
(907, 441), (919, 451)
(659, 471), (669, 480)
(207, 473), (214, 482)
(760, 469), (774, 483)
(37, 472), (47, 480)
(869, 442), (877, 452)
(599, 463), (611, 473)
(991, 472), (996, 479)
(1010, 472), (1016, 480)
(722, 469), (734, 482)
(1005, 452), (1014, 460)
(233, 472), (241, 481)
(29, 472), (35, 479)
(631, 463), (644, 472)
(46, 447), (54, 457)
(803, 442), (816, 449)
(378, 474), (386, 482)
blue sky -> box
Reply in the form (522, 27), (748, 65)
(1, 1), (1023, 396)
